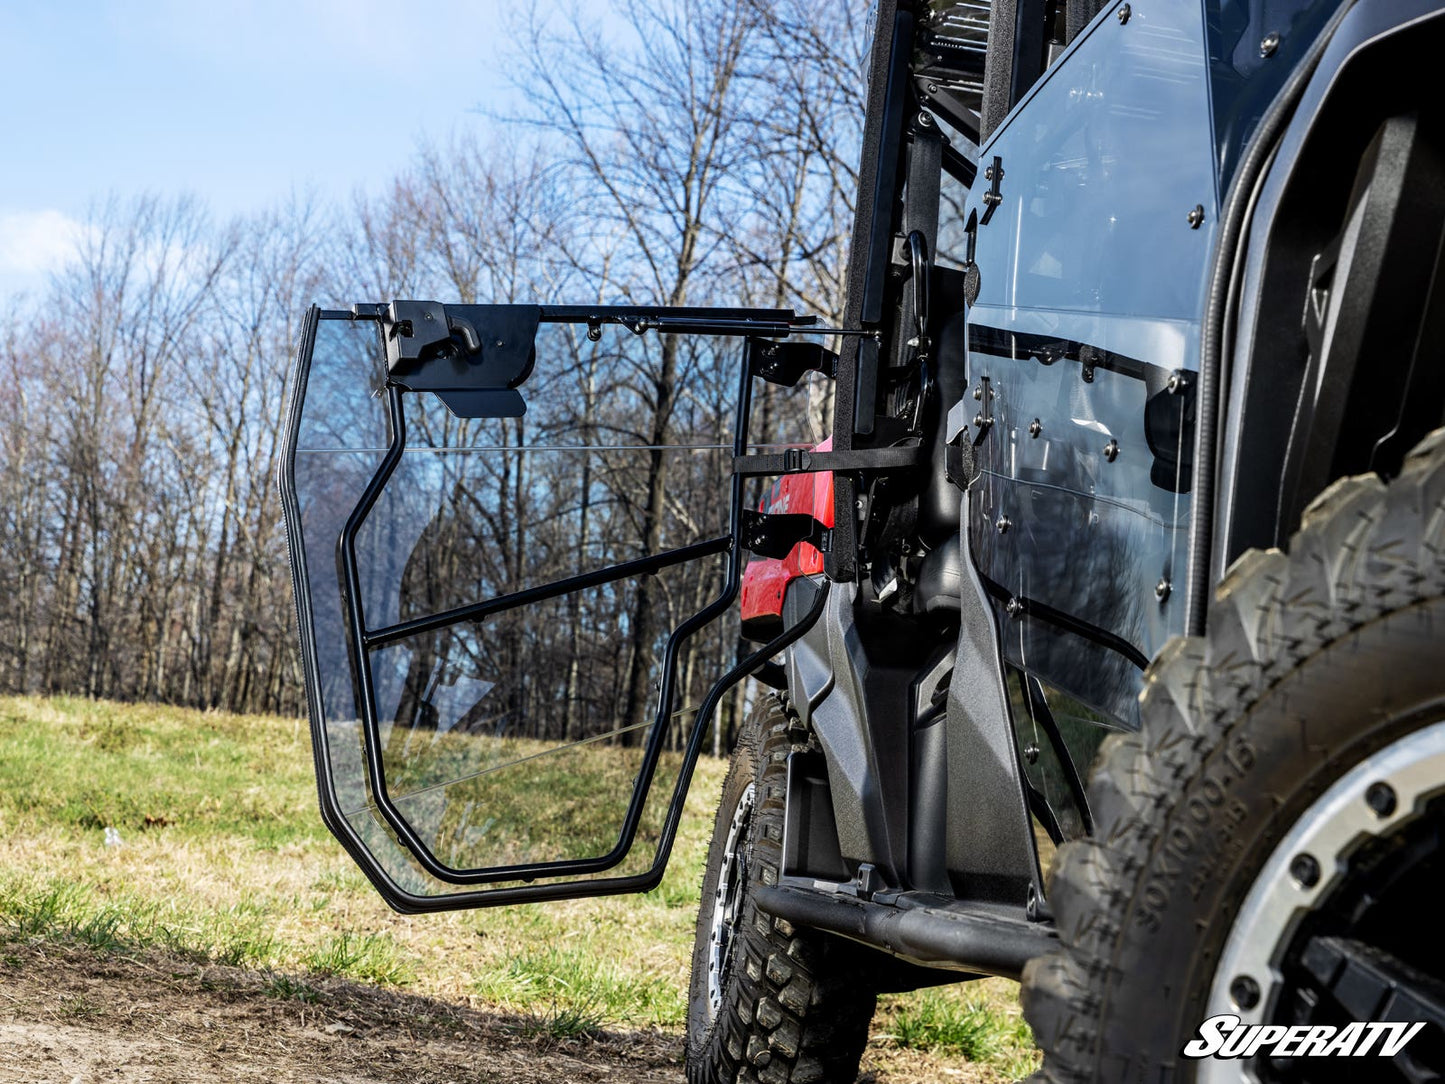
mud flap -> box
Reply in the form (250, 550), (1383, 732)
(277, 303), (828, 911)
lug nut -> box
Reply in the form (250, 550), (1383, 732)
(1230, 975), (1261, 1011)
(1290, 852), (1321, 888)
(1365, 781), (1397, 818)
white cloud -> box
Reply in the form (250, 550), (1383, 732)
(0, 209), (86, 275)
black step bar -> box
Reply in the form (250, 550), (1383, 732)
(755, 882), (1056, 981)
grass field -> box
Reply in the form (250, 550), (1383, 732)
(0, 696), (1040, 1081)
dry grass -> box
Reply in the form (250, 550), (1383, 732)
(0, 695), (1039, 1080)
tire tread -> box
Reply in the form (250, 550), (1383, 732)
(1022, 427), (1445, 1081)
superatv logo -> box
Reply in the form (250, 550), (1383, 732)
(1183, 1014), (1426, 1059)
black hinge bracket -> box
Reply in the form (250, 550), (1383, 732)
(378, 300), (540, 419)
(749, 339), (838, 387)
(980, 156), (1005, 226)
(733, 441), (924, 477)
(740, 510), (831, 560)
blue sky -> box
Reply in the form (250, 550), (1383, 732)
(0, 1), (535, 300)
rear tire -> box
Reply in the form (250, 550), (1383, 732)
(685, 694), (877, 1084)
(1021, 428), (1445, 1081)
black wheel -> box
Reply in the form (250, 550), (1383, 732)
(686, 694), (877, 1084)
(1022, 428), (1445, 1082)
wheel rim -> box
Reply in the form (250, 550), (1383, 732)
(706, 780), (755, 1019)
(1198, 719), (1445, 1083)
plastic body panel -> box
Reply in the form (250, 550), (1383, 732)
(739, 440), (835, 636)
(1213, 0), (1445, 578)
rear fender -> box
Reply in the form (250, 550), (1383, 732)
(1214, 0), (1445, 574)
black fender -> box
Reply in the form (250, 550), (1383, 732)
(1207, 0), (1445, 592)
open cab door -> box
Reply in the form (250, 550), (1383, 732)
(278, 300), (838, 911)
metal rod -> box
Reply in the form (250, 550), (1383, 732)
(364, 536), (731, 649)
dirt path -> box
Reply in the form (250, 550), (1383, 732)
(0, 943), (683, 1084)
(0, 943), (998, 1084)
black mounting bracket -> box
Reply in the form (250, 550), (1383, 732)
(749, 339), (838, 387)
(980, 156), (1005, 226)
(378, 300), (539, 419)
(740, 510), (831, 560)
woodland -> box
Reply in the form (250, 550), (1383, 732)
(0, 1), (867, 753)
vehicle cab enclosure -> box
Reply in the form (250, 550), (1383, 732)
(280, 0), (1445, 985)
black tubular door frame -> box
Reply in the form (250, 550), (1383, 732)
(280, 305), (833, 912)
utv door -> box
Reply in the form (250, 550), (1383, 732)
(278, 301), (828, 911)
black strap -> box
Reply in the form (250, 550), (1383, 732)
(733, 442), (924, 477)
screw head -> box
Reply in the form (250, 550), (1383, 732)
(917, 109), (934, 128)
(1167, 370), (1185, 394)
(1024, 743), (1040, 764)
(1230, 975), (1261, 1010)
(1104, 439), (1119, 463)
(1366, 781), (1398, 818)
(1006, 598), (1024, 617)
(1029, 418), (1042, 438)
(974, 385), (984, 400)
(1081, 365), (1095, 384)
(1155, 578), (1171, 602)
(1117, 3), (1131, 23)
(996, 515), (1012, 534)
(1187, 204), (1206, 229)
(1260, 31), (1280, 57)
(1290, 852), (1321, 888)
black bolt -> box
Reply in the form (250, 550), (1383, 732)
(996, 515), (1012, 534)
(917, 110), (934, 128)
(1230, 975), (1261, 1011)
(1029, 418), (1042, 438)
(1188, 204), (1206, 229)
(1082, 365), (1095, 384)
(1117, 3), (1131, 24)
(1104, 439), (1119, 463)
(1260, 31), (1280, 57)
(1365, 781), (1397, 818)
(1290, 852), (1321, 888)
